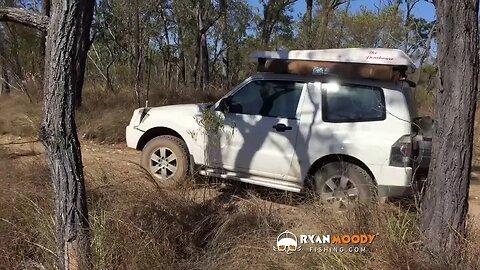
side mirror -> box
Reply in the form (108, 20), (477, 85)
(217, 97), (231, 112)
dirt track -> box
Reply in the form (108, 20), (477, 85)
(2, 134), (480, 223)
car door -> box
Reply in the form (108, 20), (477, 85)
(214, 79), (306, 180)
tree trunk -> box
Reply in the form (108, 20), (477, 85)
(133, 0), (142, 107)
(38, 0), (95, 269)
(38, 0), (50, 91)
(0, 25), (10, 95)
(177, 23), (186, 85)
(260, 2), (271, 47)
(221, 0), (230, 88)
(336, 0), (351, 48)
(200, 31), (209, 90)
(40, 0), (51, 56)
(73, 0), (93, 109)
(403, 0), (419, 54)
(319, 4), (333, 48)
(194, 1), (202, 89)
(421, 0), (479, 258)
(305, 0), (313, 48)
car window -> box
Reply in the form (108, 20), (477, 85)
(322, 83), (386, 122)
(227, 80), (305, 119)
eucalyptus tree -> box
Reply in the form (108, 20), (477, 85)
(421, 0), (479, 259)
(1, 0), (95, 268)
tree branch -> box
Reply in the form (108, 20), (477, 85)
(0, 7), (49, 32)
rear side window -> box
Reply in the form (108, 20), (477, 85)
(322, 83), (386, 123)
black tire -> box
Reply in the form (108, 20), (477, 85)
(141, 135), (189, 183)
(313, 162), (376, 208)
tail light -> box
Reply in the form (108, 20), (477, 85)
(390, 135), (412, 167)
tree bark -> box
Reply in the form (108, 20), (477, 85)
(199, 30), (209, 90)
(39, 0), (51, 82)
(193, 1), (202, 89)
(0, 7), (48, 31)
(194, 0), (224, 90)
(38, 0), (95, 269)
(421, 0), (479, 258)
(73, 0), (94, 109)
(133, 0), (142, 107)
(0, 24), (10, 95)
(40, 0), (51, 47)
(177, 24), (186, 85)
(305, 0), (313, 48)
(221, 0), (230, 88)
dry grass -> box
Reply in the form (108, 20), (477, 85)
(1, 142), (480, 270)
(0, 95), (41, 138)
(0, 146), (56, 269)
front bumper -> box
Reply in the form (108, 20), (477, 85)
(126, 125), (144, 149)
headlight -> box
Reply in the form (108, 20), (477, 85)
(128, 108), (144, 126)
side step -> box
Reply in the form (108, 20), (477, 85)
(198, 168), (302, 193)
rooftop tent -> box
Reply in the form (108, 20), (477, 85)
(251, 48), (417, 83)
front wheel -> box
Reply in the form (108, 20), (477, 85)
(313, 162), (376, 209)
(141, 135), (189, 183)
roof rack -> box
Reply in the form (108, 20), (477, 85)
(250, 48), (417, 83)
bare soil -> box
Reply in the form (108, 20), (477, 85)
(2, 134), (480, 223)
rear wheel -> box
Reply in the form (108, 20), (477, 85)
(313, 162), (376, 209)
(141, 135), (189, 183)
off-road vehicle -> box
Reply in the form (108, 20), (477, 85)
(126, 48), (431, 205)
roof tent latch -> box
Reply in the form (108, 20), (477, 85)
(393, 66), (416, 87)
(257, 57), (267, 72)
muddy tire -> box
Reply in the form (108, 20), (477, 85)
(314, 162), (376, 209)
(141, 135), (189, 183)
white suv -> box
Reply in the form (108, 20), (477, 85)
(126, 49), (423, 204)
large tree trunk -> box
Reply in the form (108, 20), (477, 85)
(38, 0), (95, 269)
(421, 0), (479, 257)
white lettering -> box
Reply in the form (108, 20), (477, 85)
(323, 235), (331, 244)
(300, 235), (308, 244)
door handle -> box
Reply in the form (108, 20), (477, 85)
(273, 123), (292, 132)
